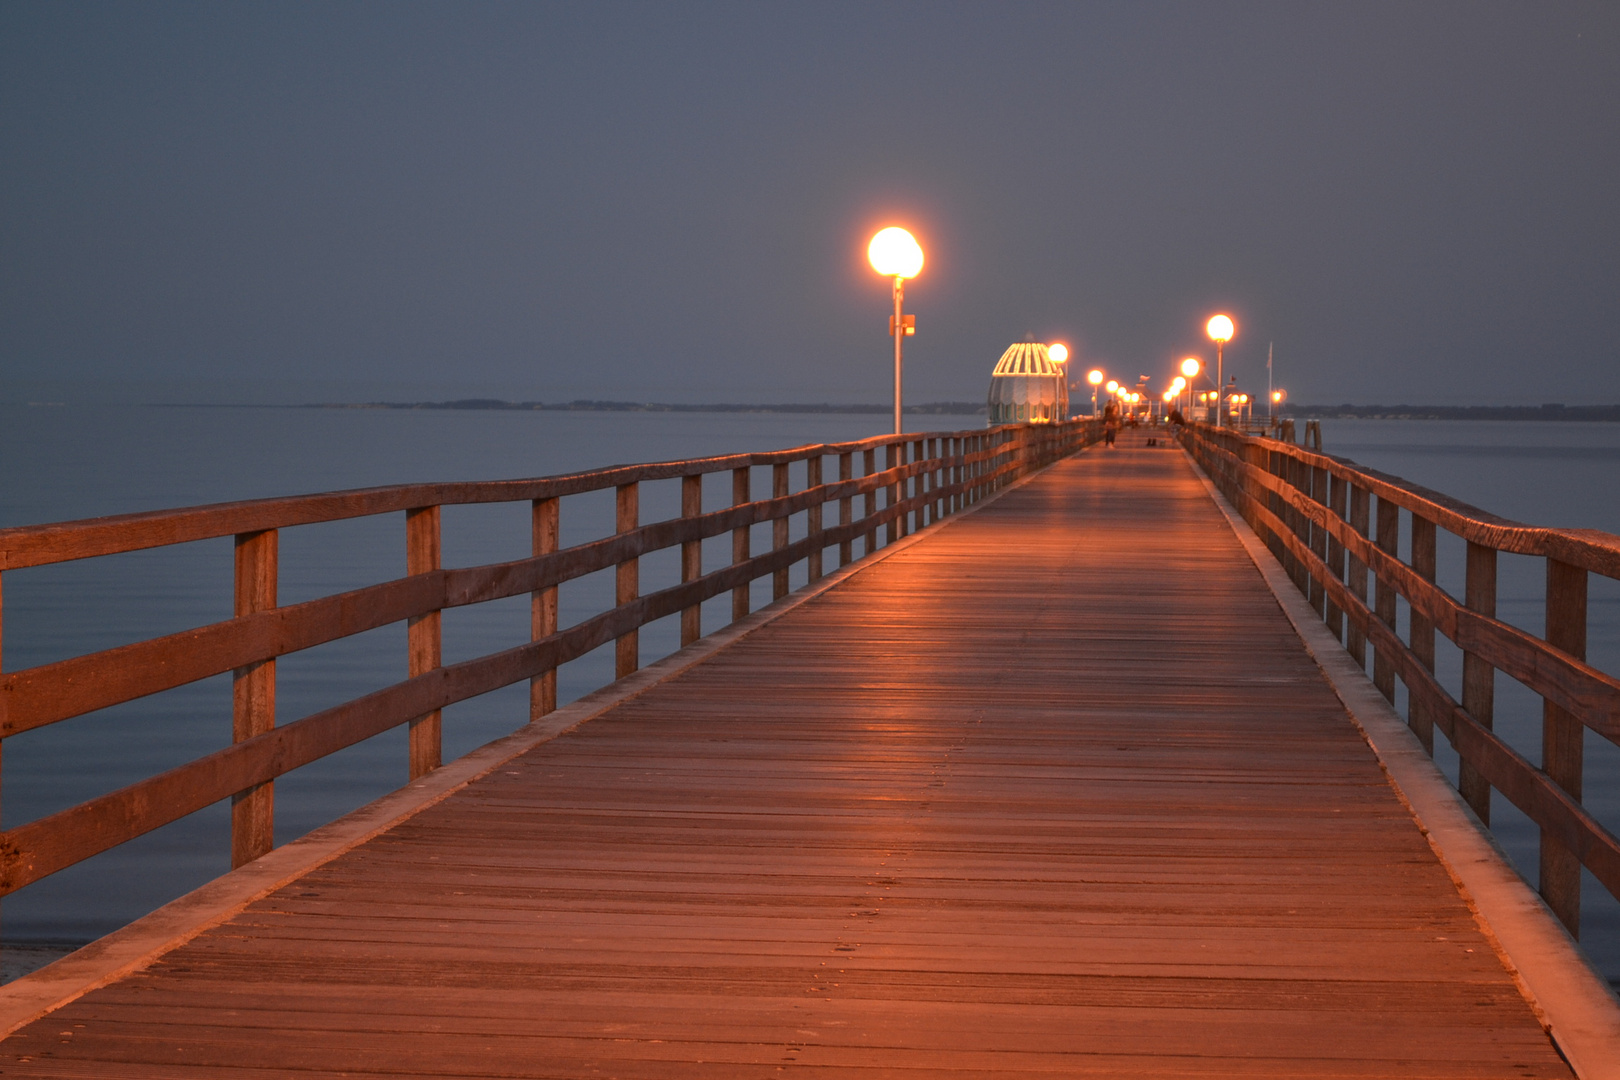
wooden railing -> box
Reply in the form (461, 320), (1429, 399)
(0, 419), (1099, 900)
(1183, 423), (1620, 937)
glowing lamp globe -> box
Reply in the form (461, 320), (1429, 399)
(1048, 343), (1069, 364)
(1087, 369), (1104, 386)
(1180, 357), (1201, 379)
(1206, 314), (1235, 343)
(1105, 380), (1120, 394)
(867, 227), (924, 278)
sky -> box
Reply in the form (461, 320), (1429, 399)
(2, 1), (1617, 405)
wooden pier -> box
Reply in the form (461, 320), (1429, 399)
(1, 425), (1618, 1076)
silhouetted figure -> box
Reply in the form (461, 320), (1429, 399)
(1103, 401), (1120, 447)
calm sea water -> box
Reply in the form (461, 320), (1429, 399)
(1, 407), (1617, 983)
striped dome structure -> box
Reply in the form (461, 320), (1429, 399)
(986, 342), (1070, 425)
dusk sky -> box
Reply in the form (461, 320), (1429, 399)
(2, 2), (1617, 405)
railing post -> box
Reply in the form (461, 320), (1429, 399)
(838, 452), (853, 567)
(1459, 541), (1497, 823)
(531, 496), (560, 717)
(772, 462), (790, 600)
(1245, 440), (1267, 535)
(1409, 514), (1437, 754)
(972, 433), (984, 508)
(1326, 473), (1347, 642)
(926, 437), (939, 524)
(1346, 485), (1370, 668)
(930, 438), (942, 522)
(863, 448), (877, 555)
(1267, 446), (1289, 571)
(1309, 463), (1329, 617)
(952, 437), (963, 513)
(912, 439), (925, 533)
(1541, 558), (1587, 935)
(1371, 496), (1400, 704)
(406, 507), (441, 781)
(615, 482), (639, 678)
(968, 434), (977, 502)
(885, 443), (899, 545)
(960, 437), (970, 506)
(0, 567), (4, 851)
(807, 455), (824, 584)
(989, 431), (1000, 493)
(732, 466), (751, 621)
(232, 528), (278, 867)
(680, 475), (702, 646)
(933, 437), (943, 520)
(1292, 454), (1311, 594)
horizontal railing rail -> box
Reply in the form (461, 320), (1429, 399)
(1182, 422), (1620, 938)
(0, 420), (1100, 897)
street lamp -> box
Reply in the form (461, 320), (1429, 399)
(1270, 388), (1286, 430)
(1179, 357), (1201, 416)
(868, 227), (924, 435)
(1086, 368), (1104, 416)
(1206, 314), (1235, 427)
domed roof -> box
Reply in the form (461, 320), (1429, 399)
(990, 342), (1064, 377)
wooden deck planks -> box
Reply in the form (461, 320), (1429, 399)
(0, 435), (1573, 1078)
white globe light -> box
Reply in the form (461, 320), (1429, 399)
(1206, 314), (1235, 343)
(867, 227), (924, 278)
(1048, 343), (1069, 364)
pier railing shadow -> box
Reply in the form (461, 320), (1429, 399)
(1184, 421), (1620, 940)
(0, 420), (1099, 908)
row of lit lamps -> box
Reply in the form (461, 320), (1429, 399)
(867, 227), (1282, 432)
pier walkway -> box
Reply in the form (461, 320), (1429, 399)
(0, 436), (1588, 1076)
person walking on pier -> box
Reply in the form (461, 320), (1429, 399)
(1103, 399), (1120, 447)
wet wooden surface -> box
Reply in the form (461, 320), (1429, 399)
(0, 433), (1570, 1078)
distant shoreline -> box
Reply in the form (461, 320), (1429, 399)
(8, 399), (1619, 421)
(153, 399), (993, 415)
(1283, 403), (1620, 422)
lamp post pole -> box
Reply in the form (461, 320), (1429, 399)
(868, 227), (923, 437)
(892, 275), (904, 436)
(1205, 315), (1235, 427)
